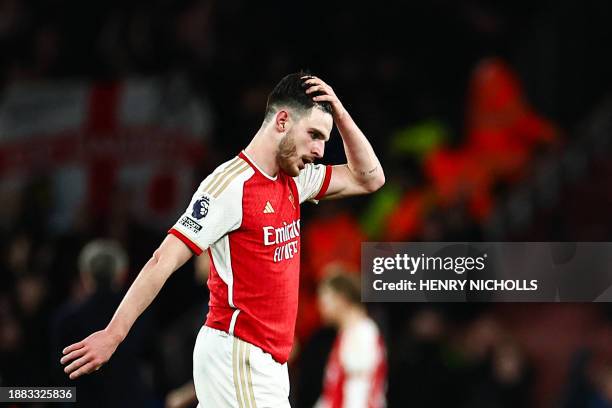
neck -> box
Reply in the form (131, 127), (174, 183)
(339, 306), (366, 332)
(244, 124), (280, 177)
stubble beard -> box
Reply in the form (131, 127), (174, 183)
(277, 131), (299, 177)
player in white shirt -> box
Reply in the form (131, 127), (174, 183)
(316, 272), (387, 408)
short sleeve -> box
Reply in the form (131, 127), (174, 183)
(169, 158), (250, 255)
(293, 164), (332, 204)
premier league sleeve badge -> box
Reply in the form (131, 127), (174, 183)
(192, 195), (211, 219)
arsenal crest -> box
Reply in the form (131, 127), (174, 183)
(288, 191), (296, 209)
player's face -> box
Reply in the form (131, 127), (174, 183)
(318, 286), (342, 325)
(277, 108), (332, 177)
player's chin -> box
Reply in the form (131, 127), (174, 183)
(284, 163), (301, 177)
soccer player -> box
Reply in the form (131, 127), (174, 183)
(60, 72), (385, 407)
(316, 272), (387, 408)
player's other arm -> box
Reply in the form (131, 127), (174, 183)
(60, 234), (192, 379)
(304, 76), (385, 199)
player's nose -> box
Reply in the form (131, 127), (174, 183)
(311, 141), (324, 159)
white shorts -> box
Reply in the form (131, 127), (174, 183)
(193, 326), (291, 408)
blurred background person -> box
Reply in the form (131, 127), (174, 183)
(316, 271), (387, 408)
(51, 239), (154, 407)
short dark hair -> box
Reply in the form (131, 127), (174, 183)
(321, 272), (361, 305)
(264, 71), (333, 121)
(79, 240), (127, 290)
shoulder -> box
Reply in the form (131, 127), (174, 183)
(197, 156), (255, 200)
(343, 318), (379, 348)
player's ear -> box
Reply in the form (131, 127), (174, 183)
(275, 110), (289, 133)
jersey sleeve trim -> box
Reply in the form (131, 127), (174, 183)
(313, 165), (333, 200)
(168, 228), (203, 255)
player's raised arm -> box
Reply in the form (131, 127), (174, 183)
(60, 235), (192, 379)
(303, 76), (385, 199)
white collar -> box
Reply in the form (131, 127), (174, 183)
(242, 150), (278, 181)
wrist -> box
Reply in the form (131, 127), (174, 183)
(105, 324), (126, 344)
(333, 105), (348, 122)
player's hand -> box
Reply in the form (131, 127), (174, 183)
(165, 381), (197, 408)
(302, 76), (346, 119)
(60, 329), (121, 379)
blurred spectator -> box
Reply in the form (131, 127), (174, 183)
(51, 239), (154, 407)
(562, 327), (612, 408)
(0, 294), (28, 386)
(0, 232), (52, 386)
(387, 307), (453, 407)
(388, 309), (533, 408)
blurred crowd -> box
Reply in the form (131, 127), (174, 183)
(1, 0), (612, 407)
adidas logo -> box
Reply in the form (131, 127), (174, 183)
(263, 201), (275, 214)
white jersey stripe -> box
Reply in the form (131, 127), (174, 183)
(229, 309), (241, 336)
(211, 235), (236, 307)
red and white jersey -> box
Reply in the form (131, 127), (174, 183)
(169, 151), (332, 363)
(318, 318), (387, 408)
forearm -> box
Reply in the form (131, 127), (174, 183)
(335, 109), (384, 190)
(303, 75), (384, 195)
(106, 250), (178, 342)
